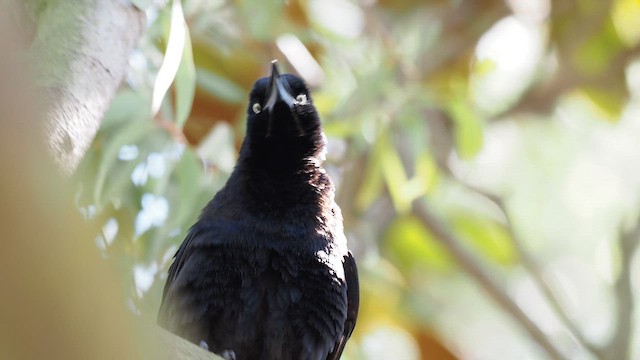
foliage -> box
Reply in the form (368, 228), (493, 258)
(76, 0), (640, 359)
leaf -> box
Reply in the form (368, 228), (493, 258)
(169, 148), (205, 229)
(448, 97), (484, 159)
(450, 211), (516, 265)
(580, 86), (626, 121)
(196, 69), (246, 104)
(385, 216), (452, 272)
(94, 119), (154, 207)
(574, 18), (624, 76)
(238, 0), (285, 40)
(151, 0), (187, 116)
(379, 134), (411, 213)
(612, 0), (640, 47)
(101, 90), (151, 130)
(196, 123), (237, 173)
(355, 142), (385, 212)
(173, 27), (196, 128)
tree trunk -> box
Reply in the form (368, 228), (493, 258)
(24, 0), (145, 173)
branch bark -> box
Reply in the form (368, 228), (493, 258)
(456, 183), (605, 358)
(24, 0), (145, 174)
(157, 327), (223, 360)
(412, 200), (569, 360)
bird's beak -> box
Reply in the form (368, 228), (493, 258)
(264, 60), (296, 113)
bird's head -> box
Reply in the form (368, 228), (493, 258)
(244, 61), (325, 162)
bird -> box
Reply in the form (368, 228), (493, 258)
(158, 60), (359, 360)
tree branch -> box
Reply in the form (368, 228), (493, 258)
(157, 327), (223, 360)
(412, 199), (569, 360)
(457, 183), (605, 358)
(25, 0), (145, 174)
(603, 220), (640, 359)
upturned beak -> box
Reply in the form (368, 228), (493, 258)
(264, 60), (296, 113)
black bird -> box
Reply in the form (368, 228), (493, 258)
(158, 61), (359, 360)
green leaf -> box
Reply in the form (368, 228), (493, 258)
(580, 86), (625, 121)
(612, 0), (640, 47)
(450, 211), (516, 265)
(196, 69), (246, 104)
(448, 97), (484, 159)
(574, 18), (624, 76)
(385, 216), (452, 272)
(379, 134), (411, 213)
(172, 148), (203, 228)
(151, 0), (188, 116)
(238, 0), (285, 40)
(101, 90), (151, 130)
(355, 144), (385, 212)
(174, 28), (196, 128)
(93, 119), (153, 207)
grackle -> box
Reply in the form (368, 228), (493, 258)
(158, 61), (359, 360)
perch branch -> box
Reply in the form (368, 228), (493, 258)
(412, 199), (569, 360)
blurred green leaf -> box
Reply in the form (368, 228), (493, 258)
(323, 118), (359, 137)
(174, 29), (196, 128)
(172, 148), (204, 228)
(94, 119), (154, 207)
(612, 0), (640, 47)
(101, 90), (151, 130)
(450, 211), (516, 265)
(579, 86), (626, 121)
(151, 0), (188, 116)
(196, 69), (246, 104)
(380, 134), (411, 213)
(448, 97), (484, 159)
(238, 0), (285, 40)
(356, 142), (385, 212)
(574, 19), (624, 76)
(385, 216), (452, 272)
(473, 58), (497, 76)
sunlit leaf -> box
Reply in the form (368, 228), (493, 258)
(323, 117), (358, 137)
(380, 135), (411, 213)
(450, 211), (516, 265)
(611, 0), (640, 47)
(151, 0), (187, 116)
(473, 58), (497, 76)
(385, 216), (452, 272)
(173, 28), (196, 128)
(405, 151), (438, 198)
(448, 97), (484, 159)
(356, 139), (385, 212)
(578, 86), (625, 121)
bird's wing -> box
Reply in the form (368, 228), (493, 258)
(327, 251), (359, 360)
(157, 225), (203, 327)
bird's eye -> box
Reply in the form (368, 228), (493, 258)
(295, 94), (308, 105)
(252, 103), (262, 114)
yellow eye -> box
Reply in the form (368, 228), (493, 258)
(296, 94), (308, 105)
(252, 103), (262, 114)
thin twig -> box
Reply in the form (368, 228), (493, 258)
(604, 220), (640, 359)
(412, 200), (569, 360)
(459, 184), (604, 358)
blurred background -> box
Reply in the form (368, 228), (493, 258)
(6, 0), (640, 359)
